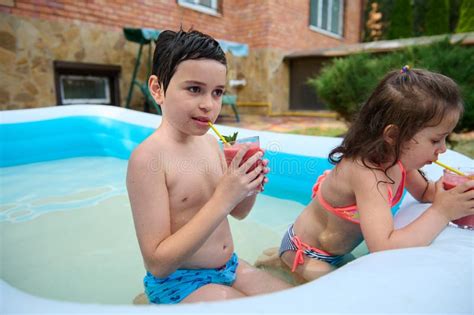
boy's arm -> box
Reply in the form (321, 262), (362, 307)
(229, 195), (257, 220)
(229, 159), (268, 219)
(405, 169), (436, 202)
(214, 138), (261, 220)
(127, 146), (234, 278)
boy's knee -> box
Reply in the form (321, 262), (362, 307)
(183, 284), (245, 303)
(255, 247), (281, 268)
(132, 292), (149, 305)
(212, 284), (246, 300)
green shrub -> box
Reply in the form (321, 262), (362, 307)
(456, 0), (474, 32)
(401, 39), (474, 132)
(365, 0), (461, 41)
(449, 0), (463, 32)
(425, 0), (450, 35)
(309, 39), (474, 131)
(387, 0), (413, 39)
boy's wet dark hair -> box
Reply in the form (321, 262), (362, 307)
(151, 28), (227, 94)
(329, 68), (464, 167)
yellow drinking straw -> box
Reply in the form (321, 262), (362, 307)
(434, 160), (467, 177)
(207, 122), (229, 145)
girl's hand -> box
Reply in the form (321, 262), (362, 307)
(432, 178), (474, 221)
(215, 144), (266, 209)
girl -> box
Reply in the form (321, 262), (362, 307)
(279, 67), (474, 281)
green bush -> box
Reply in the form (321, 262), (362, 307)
(364, 0), (462, 41)
(309, 39), (474, 131)
(456, 0), (474, 32)
(411, 39), (474, 131)
(425, 0), (450, 35)
(387, 0), (413, 39)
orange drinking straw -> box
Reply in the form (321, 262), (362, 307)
(207, 122), (228, 145)
(434, 160), (467, 177)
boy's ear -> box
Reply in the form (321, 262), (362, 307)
(383, 124), (399, 145)
(148, 75), (164, 105)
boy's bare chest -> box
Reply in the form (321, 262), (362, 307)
(165, 151), (223, 211)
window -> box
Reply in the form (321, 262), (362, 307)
(53, 61), (121, 106)
(178, 0), (219, 16)
(60, 75), (110, 105)
(310, 0), (344, 38)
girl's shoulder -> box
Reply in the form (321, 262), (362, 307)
(337, 157), (379, 174)
(336, 158), (387, 186)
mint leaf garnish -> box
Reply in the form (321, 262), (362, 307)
(222, 132), (238, 143)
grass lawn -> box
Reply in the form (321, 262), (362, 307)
(449, 139), (474, 159)
(288, 126), (347, 138)
(289, 127), (474, 159)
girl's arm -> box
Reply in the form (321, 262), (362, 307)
(354, 167), (474, 252)
(405, 169), (436, 202)
(351, 169), (474, 252)
(372, 179), (474, 250)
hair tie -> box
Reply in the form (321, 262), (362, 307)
(400, 65), (410, 74)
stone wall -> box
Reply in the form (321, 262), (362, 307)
(0, 13), (148, 110)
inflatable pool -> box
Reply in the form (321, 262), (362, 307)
(1, 105), (472, 314)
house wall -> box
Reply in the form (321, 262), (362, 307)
(289, 57), (330, 111)
(220, 0), (364, 114)
(0, 0), (363, 112)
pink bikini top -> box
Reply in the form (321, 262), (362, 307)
(311, 161), (406, 224)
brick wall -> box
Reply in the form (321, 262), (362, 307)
(1, 0), (238, 44)
(243, 0), (362, 50)
(2, 0), (362, 51)
(0, 0), (364, 112)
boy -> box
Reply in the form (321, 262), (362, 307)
(126, 29), (291, 305)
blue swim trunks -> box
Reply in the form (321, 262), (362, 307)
(144, 253), (239, 304)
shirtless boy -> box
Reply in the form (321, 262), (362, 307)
(126, 29), (290, 304)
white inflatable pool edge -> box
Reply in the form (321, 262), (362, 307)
(1, 105), (472, 314)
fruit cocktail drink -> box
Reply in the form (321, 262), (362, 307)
(443, 168), (474, 230)
(223, 136), (261, 172)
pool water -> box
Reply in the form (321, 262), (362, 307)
(0, 156), (309, 304)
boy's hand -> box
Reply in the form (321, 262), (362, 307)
(432, 178), (474, 221)
(216, 144), (266, 209)
(259, 158), (270, 192)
